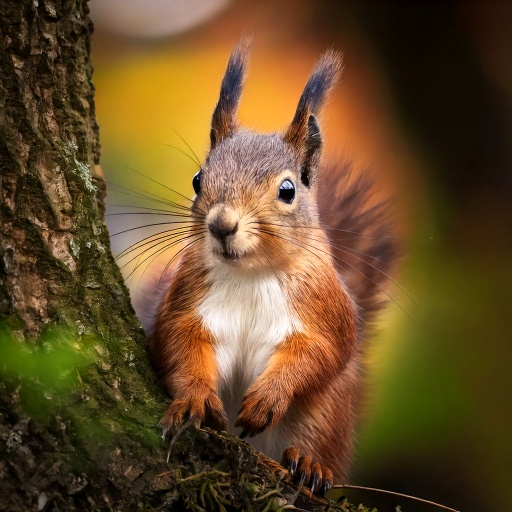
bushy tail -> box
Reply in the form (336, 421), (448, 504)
(318, 162), (401, 329)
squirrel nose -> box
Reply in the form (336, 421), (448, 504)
(208, 218), (238, 243)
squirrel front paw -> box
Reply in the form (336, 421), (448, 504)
(235, 382), (291, 437)
(160, 391), (228, 436)
(281, 446), (334, 496)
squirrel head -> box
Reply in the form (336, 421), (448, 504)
(192, 41), (342, 273)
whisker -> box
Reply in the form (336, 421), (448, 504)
(290, 230), (435, 308)
(107, 204), (194, 215)
(329, 246), (435, 308)
(261, 226), (406, 272)
(122, 164), (203, 210)
(128, 233), (182, 280)
(107, 182), (196, 215)
(119, 234), (187, 272)
(240, 203), (261, 221)
(124, 234), (200, 277)
(258, 221), (429, 243)
(115, 225), (204, 262)
(107, 211), (198, 219)
(131, 234), (202, 286)
(160, 143), (201, 168)
(257, 228), (333, 273)
(166, 124), (202, 167)
(108, 190), (193, 218)
(335, 243), (419, 278)
(251, 232), (282, 283)
(258, 228), (416, 322)
(110, 221), (204, 238)
(158, 236), (205, 286)
(123, 233), (202, 281)
(292, 231), (420, 308)
(255, 221), (434, 305)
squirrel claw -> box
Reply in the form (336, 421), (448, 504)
(281, 446), (299, 475)
(234, 411), (268, 438)
(235, 422), (264, 439)
(204, 398), (229, 431)
(160, 393), (228, 436)
(281, 447), (333, 496)
(236, 384), (290, 437)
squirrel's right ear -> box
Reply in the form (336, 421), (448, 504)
(210, 40), (250, 148)
(285, 51), (342, 186)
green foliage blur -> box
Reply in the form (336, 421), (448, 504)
(0, 325), (94, 420)
(91, 1), (512, 511)
(0, 320), (163, 461)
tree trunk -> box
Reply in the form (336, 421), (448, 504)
(0, 2), (353, 511)
(0, 0), (169, 509)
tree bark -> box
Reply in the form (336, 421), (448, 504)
(0, 0), (170, 509)
(0, 2), (353, 511)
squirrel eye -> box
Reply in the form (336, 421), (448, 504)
(278, 179), (295, 203)
(192, 170), (201, 194)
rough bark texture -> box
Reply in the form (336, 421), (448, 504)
(0, 0), (168, 509)
(0, 2), (356, 511)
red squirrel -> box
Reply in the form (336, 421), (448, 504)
(137, 41), (399, 494)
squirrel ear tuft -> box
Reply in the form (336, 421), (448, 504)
(210, 39), (251, 148)
(285, 50), (343, 184)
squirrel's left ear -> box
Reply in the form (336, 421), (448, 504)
(285, 50), (342, 187)
(210, 39), (250, 148)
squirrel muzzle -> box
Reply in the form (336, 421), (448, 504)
(206, 204), (242, 259)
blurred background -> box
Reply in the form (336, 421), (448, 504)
(90, 1), (512, 510)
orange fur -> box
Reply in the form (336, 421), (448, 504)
(150, 250), (227, 432)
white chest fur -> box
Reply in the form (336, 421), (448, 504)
(197, 266), (301, 432)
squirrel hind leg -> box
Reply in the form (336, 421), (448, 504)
(281, 447), (334, 496)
